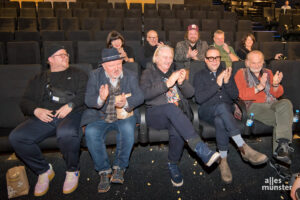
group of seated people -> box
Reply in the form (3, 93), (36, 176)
(7, 23), (298, 199)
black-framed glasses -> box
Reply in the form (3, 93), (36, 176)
(205, 56), (221, 62)
(52, 53), (69, 58)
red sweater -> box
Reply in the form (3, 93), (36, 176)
(234, 68), (284, 103)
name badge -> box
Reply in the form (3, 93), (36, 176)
(52, 96), (60, 102)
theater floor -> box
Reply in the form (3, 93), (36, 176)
(0, 136), (299, 200)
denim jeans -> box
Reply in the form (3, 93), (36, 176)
(146, 104), (198, 163)
(198, 103), (241, 151)
(85, 116), (136, 173)
(9, 111), (82, 175)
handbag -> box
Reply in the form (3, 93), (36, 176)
(6, 166), (30, 199)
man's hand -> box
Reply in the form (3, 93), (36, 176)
(157, 41), (164, 47)
(187, 47), (198, 59)
(222, 43), (230, 54)
(99, 84), (109, 101)
(291, 177), (300, 200)
(273, 70), (283, 86)
(274, 53), (283, 60)
(223, 67), (232, 84)
(177, 69), (186, 85)
(256, 73), (268, 91)
(55, 104), (72, 119)
(115, 93), (127, 108)
(34, 108), (54, 123)
(166, 71), (180, 88)
(216, 70), (225, 87)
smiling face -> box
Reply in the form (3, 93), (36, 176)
(214, 33), (225, 46)
(245, 36), (254, 49)
(155, 47), (173, 73)
(147, 30), (159, 46)
(205, 49), (221, 72)
(48, 49), (69, 72)
(187, 30), (199, 44)
(246, 51), (264, 75)
(111, 38), (123, 49)
(102, 59), (123, 80)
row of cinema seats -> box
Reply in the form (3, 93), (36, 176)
(0, 17), (248, 33)
(0, 1), (221, 12)
(0, 7), (232, 19)
(1, 39), (300, 67)
(1, 60), (300, 153)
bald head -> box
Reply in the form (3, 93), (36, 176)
(146, 30), (159, 46)
(245, 50), (265, 74)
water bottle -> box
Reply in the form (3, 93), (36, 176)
(246, 113), (254, 127)
(293, 109), (299, 123)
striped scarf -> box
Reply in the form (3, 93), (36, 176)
(105, 80), (121, 123)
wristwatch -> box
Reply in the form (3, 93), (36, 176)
(67, 102), (74, 109)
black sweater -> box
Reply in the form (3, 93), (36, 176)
(20, 67), (88, 116)
(193, 63), (239, 107)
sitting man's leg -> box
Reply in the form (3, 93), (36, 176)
(111, 116), (136, 184)
(147, 104), (220, 167)
(271, 99), (294, 164)
(9, 118), (56, 197)
(85, 120), (113, 193)
(249, 99), (293, 164)
(56, 112), (82, 194)
(167, 125), (185, 187)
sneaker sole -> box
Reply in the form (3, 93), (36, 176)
(111, 178), (124, 184)
(171, 179), (183, 187)
(206, 152), (220, 167)
(63, 173), (80, 195)
(34, 171), (55, 197)
(98, 185), (111, 193)
(242, 156), (269, 166)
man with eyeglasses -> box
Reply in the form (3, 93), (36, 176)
(193, 47), (268, 184)
(174, 24), (208, 69)
(141, 30), (164, 69)
(9, 44), (88, 196)
(213, 30), (239, 67)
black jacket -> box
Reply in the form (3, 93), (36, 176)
(20, 67), (88, 116)
(193, 62), (239, 107)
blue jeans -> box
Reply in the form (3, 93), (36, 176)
(198, 103), (241, 151)
(9, 111), (82, 175)
(85, 116), (136, 172)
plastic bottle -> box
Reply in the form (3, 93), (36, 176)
(293, 109), (299, 123)
(246, 113), (254, 127)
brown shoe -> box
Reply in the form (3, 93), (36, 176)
(219, 158), (232, 184)
(240, 143), (268, 165)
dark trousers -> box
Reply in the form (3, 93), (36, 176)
(9, 111), (82, 175)
(146, 104), (198, 163)
(198, 103), (240, 151)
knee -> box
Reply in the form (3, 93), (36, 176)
(214, 116), (224, 127)
(279, 99), (293, 110)
(216, 103), (231, 113)
(84, 125), (100, 141)
(57, 127), (79, 141)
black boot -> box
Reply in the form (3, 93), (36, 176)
(273, 138), (294, 165)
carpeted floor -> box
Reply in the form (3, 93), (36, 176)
(0, 136), (299, 200)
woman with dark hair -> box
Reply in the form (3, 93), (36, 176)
(236, 33), (256, 60)
(106, 31), (135, 63)
(236, 33), (284, 62)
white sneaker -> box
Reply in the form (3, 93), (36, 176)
(63, 171), (80, 194)
(34, 164), (55, 197)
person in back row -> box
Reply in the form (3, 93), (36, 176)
(141, 30), (164, 69)
(140, 45), (220, 187)
(174, 24), (208, 69)
(212, 29), (239, 67)
(193, 47), (268, 184)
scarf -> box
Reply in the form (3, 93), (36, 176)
(105, 79), (121, 123)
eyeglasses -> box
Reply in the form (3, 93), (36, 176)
(147, 37), (158, 40)
(52, 53), (69, 58)
(205, 56), (221, 62)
